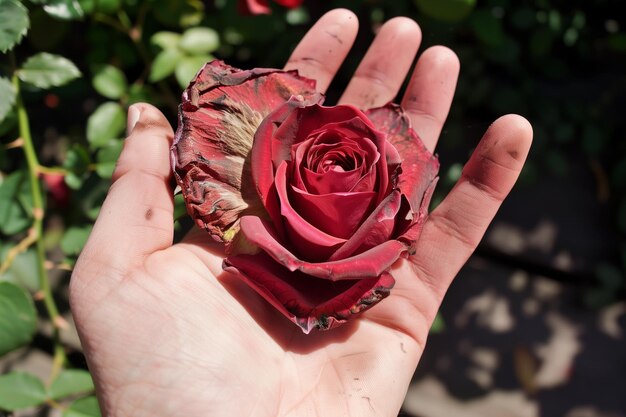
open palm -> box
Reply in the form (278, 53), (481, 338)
(70, 9), (532, 417)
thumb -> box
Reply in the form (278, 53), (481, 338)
(76, 103), (175, 278)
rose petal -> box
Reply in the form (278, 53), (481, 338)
(366, 104), (439, 211)
(271, 106), (391, 205)
(328, 190), (404, 260)
(274, 161), (346, 260)
(289, 104), (377, 142)
(300, 166), (364, 194)
(289, 185), (376, 240)
(173, 60), (321, 242)
(179, 164), (250, 239)
(238, 216), (408, 280)
(271, 105), (381, 163)
(298, 129), (380, 194)
(398, 177), (438, 250)
(251, 97), (313, 229)
(224, 252), (394, 333)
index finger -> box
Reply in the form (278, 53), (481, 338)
(284, 8), (358, 93)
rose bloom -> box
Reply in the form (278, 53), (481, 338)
(238, 0), (303, 14)
(172, 60), (438, 333)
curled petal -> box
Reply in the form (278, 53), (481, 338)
(251, 97), (315, 238)
(238, 216), (408, 280)
(275, 162), (346, 260)
(172, 60), (321, 242)
(329, 190), (403, 260)
(289, 185), (376, 240)
(366, 104), (439, 211)
(224, 252), (394, 333)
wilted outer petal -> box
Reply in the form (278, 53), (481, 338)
(172, 60), (321, 241)
(224, 252), (395, 334)
(366, 104), (439, 213)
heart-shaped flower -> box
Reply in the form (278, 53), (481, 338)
(172, 60), (439, 333)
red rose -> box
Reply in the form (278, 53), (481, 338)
(238, 0), (303, 15)
(172, 60), (438, 333)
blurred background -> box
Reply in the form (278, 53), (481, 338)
(1, 0), (624, 416)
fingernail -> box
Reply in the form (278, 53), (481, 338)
(127, 105), (141, 136)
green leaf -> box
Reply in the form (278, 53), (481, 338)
(149, 48), (182, 82)
(95, 139), (123, 178)
(127, 83), (158, 105)
(0, 171), (33, 235)
(63, 144), (92, 189)
(0, 106), (16, 138)
(0, 247), (40, 292)
(94, 0), (121, 14)
(43, 0), (84, 20)
(179, 27), (219, 55)
(49, 370), (95, 400)
(150, 31), (181, 50)
(0, 282), (36, 356)
(430, 313), (445, 333)
(152, 0), (204, 28)
(63, 396), (102, 417)
(60, 225), (93, 256)
(175, 55), (211, 88)
(75, 177), (108, 220)
(173, 193), (187, 220)
(285, 7), (309, 25)
(18, 53), (81, 89)
(0, 0), (29, 53)
(414, 0), (475, 23)
(0, 372), (46, 411)
(92, 65), (128, 99)
(0, 76), (16, 124)
(77, 0), (95, 14)
(86, 102), (125, 148)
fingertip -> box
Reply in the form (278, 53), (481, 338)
(382, 16), (421, 39)
(127, 104), (141, 135)
(112, 103), (174, 183)
(313, 8), (359, 39)
(321, 8), (359, 28)
(125, 103), (174, 138)
(421, 45), (460, 73)
(486, 114), (533, 163)
(493, 114), (533, 141)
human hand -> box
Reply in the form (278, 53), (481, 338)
(70, 9), (532, 417)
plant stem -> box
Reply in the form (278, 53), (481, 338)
(12, 73), (67, 381)
(37, 165), (69, 175)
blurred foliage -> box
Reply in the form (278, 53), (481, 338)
(0, 0), (625, 413)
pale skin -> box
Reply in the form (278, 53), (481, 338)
(70, 9), (533, 417)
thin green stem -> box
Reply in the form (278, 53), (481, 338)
(37, 165), (69, 175)
(12, 71), (67, 381)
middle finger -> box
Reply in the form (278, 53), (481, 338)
(338, 17), (422, 108)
